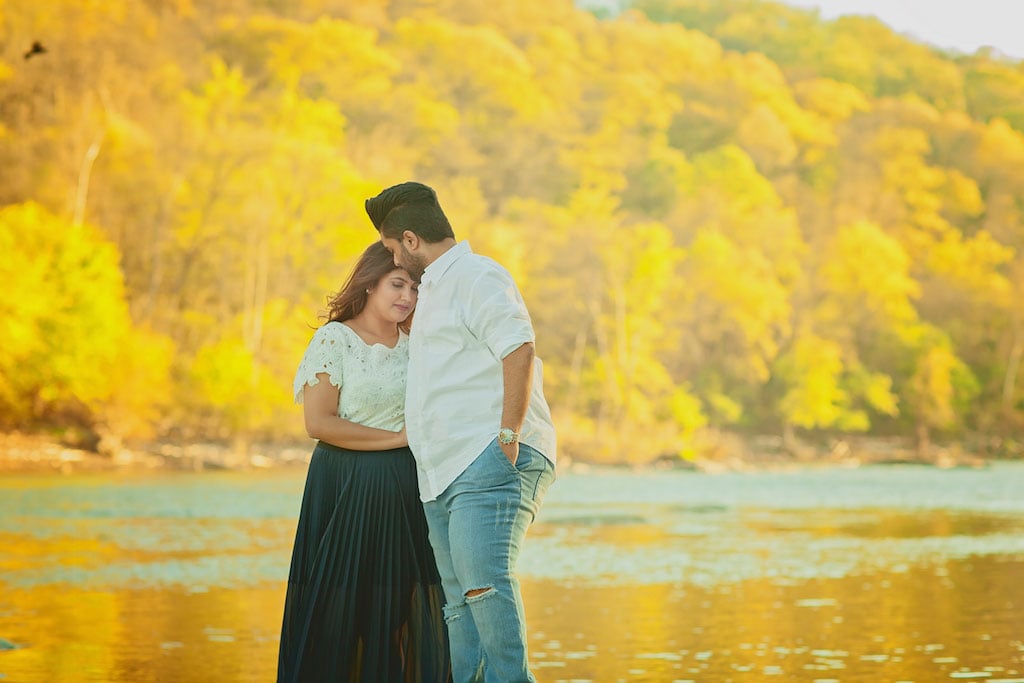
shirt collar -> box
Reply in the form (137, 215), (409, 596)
(421, 241), (472, 286)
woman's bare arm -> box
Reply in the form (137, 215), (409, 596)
(303, 373), (407, 450)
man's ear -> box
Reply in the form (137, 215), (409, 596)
(402, 230), (420, 251)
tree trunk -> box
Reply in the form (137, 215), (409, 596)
(782, 421), (797, 454)
(915, 421), (931, 460)
(73, 131), (104, 227)
(1002, 330), (1023, 408)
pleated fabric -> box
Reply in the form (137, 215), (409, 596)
(278, 441), (451, 683)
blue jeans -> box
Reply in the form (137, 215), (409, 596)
(423, 440), (555, 683)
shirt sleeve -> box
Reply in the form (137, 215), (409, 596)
(292, 323), (346, 404)
(464, 264), (535, 360)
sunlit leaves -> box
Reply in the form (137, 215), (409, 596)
(392, 18), (551, 123)
(99, 327), (174, 440)
(0, 204), (129, 410)
(684, 144), (805, 285)
(818, 220), (920, 328)
(736, 104), (798, 172)
(0, 203), (170, 432)
(941, 169), (984, 220)
(687, 144), (781, 213)
(926, 230), (1013, 303)
(903, 326), (980, 436)
(185, 335), (273, 438)
(3, 0), (1024, 457)
(965, 62), (1024, 132)
(775, 334), (854, 431)
(793, 78), (870, 123)
(215, 14), (398, 116)
(685, 228), (791, 387)
(773, 334), (899, 434)
(976, 117), (1024, 183)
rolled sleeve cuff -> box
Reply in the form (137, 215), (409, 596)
(497, 336), (534, 360)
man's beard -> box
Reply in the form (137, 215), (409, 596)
(401, 244), (427, 281)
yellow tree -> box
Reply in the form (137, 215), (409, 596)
(964, 60), (1024, 133)
(387, 17), (568, 202)
(853, 110), (1013, 425)
(771, 221), (910, 445)
(774, 335), (856, 436)
(813, 219), (984, 453)
(503, 188), (701, 462)
(668, 144), (803, 429)
(586, 215), (697, 459)
(161, 54), (379, 446)
(0, 203), (172, 444)
(901, 325), (981, 457)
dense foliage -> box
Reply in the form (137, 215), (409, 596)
(2, 0), (1022, 461)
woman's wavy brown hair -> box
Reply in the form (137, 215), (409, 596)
(324, 241), (414, 332)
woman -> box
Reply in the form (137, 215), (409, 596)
(278, 241), (450, 683)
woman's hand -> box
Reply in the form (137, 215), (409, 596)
(303, 374), (414, 451)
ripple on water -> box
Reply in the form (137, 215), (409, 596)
(3, 466), (1024, 682)
(521, 504), (1024, 586)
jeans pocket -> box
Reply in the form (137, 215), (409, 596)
(487, 438), (520, 476)
(513, 445), (533, 471)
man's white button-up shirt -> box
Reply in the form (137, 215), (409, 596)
(405, 241), (557, 502)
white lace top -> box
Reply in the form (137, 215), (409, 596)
(292, 322), (409, 432)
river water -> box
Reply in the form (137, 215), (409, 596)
(1, 462), (1023, 682)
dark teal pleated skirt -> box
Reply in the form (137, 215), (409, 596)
(277, 442), (451, 683)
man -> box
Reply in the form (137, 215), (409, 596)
(366, 181), (557, 683)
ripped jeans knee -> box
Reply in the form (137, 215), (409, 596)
(465, 585), (495, 600)
(442, 585), (497, 625)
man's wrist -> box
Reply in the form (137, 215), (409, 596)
(498, 427), (519, 446)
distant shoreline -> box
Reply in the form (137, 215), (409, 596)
(0, 430), (1006, 476)
(0, 431), (309, 475)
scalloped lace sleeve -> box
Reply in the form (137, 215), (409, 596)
(292, 324), (346, 404)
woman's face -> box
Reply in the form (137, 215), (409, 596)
(367, 268), (417, 323)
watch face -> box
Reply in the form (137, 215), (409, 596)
(498, 429), (516, 445)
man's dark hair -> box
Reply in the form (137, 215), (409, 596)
(365, 181), (455, 243)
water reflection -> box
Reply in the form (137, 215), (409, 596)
(1, 559), (1021, 682)
(523, 556), (1024, 681)
(0, 586), (283, 682)
(524, 506), (1024, 588)
(1, 465), (1023, 681)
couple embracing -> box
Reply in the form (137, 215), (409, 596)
(277, 182), (557, 683)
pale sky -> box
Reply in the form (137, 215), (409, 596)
(780, 0), (1024, 59)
